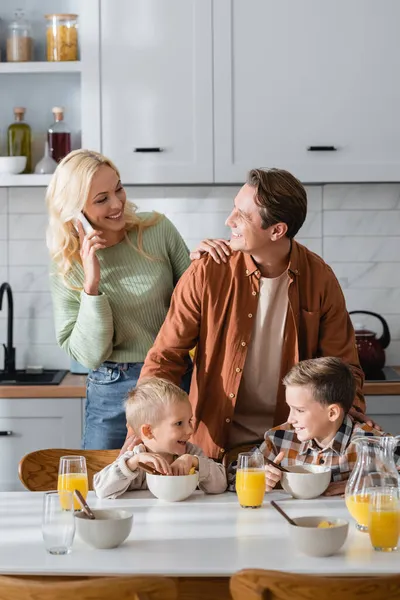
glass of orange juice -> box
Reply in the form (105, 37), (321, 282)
(236, 451), (265, 508)
(369, 487), (400, 552)
(58, 456), (89, 511)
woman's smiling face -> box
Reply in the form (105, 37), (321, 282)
(84, 164), (127, 233)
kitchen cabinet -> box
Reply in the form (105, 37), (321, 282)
(365, 395), (400, 436)
(100, 0), (213, 184)
(213, 0), (400, 183)
(0, 397), (83, 491)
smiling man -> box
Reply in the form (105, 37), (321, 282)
(137, 168), (366, 459)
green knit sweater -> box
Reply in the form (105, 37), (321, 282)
(50, 214), (190, 369)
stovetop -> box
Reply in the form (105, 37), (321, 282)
(364, 366), (400, 382)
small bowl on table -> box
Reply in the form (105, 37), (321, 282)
(288, 516), (349, 557)
(0, 156), (27, 174)
(146, 471), (199, 502)
(75, 509), (133, 549)
(281, 464), (331, 499)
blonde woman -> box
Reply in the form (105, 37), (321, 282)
(46, 149), (230, 450)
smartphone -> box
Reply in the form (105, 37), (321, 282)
(74, 212), (93, 235)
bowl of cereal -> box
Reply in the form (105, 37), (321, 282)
(146, 471), (199, 502)
(288, 516), (349, 557)
(281, 464), (331, 499)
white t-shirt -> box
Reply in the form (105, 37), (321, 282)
(229, 270), (290, 446)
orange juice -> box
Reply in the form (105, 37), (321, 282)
(369, 509), (400, 550)
(236, 469), (265, 508)
(58, 473), (89, 510)
(345, 494), (370, 529)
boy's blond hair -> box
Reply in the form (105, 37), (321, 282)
(125, 378), (190, 435)
(283, 357), (355, 413)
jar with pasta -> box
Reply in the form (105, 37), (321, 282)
(45, 14), (78, 62)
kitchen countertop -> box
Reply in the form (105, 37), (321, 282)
(363, 367), (400, 395)
(0, 369), (400, 399)
(0, 373), (87, 398)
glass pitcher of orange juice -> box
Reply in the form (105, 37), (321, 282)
(345, 436), (400, 531)
(57, 456), (89, 511)
(236, 450), (265, 508)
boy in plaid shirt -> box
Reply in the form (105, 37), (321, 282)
(261, 357), (397, 496)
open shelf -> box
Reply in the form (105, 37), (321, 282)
(0, 61), (81, 74)
(0, 174), (52, 187)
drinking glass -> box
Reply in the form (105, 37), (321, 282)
(236, 450), (265, 508)
(368, 486), (400, 552)
(58, 455), (89, 511)
(42, 491), (75, 555)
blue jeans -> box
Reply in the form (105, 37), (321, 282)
(83, 361), (192, 450)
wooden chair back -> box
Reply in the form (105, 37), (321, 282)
(222, 443), (260, 468)
(0, 575), (177, 600)
(230, 569), (400, 600)
(19, 448), (119, 491)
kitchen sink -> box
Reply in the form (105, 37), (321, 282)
(0, 369), (68, 386)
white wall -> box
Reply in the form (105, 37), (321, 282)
(0, 183), (398, 369)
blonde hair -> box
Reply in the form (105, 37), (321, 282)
(125, 378), (190, 435)
(46, 149), (161, 285)
(283, 357), (355, 412)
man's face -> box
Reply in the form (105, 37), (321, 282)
(286, 385), (336, 443)
(225, 184), (274, 254)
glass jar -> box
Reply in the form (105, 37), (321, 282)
(45, 14), (78, 62)
(7, 107), (32, 173)
(345, 436), (400, 532)
(48, 107), (71, 163)
(7, 9), (33, 62)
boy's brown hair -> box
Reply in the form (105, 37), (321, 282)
(247, 168), (307, 239)
(283, 357), (355, 413)
(125, 377), (190, 435)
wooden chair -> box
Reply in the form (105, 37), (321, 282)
(230, 569), (400, 600)
(222, 443), (260, 468)
(0, 575), (177, 600)
(19, 448), (119, 491)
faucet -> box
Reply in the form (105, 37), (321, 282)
(0, 283), (15, 374)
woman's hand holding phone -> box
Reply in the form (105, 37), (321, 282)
(76, 220), (107, 296)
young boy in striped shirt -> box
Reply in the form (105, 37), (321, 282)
(262, 356), (396, 496)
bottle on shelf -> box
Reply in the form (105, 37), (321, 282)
(7, 107), (32, 174)
(7, 9), (33, 62)
(48, 107), (71, 163)
(34, 141), (57, 174)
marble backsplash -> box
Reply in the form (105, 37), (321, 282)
(0, 183), (399, 369)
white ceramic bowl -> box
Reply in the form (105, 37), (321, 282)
(75, 509), (133, 549)
(281, 464), (331, 499)
(288, 516), (349, 557)
(0, 156), (27, 174)
(146, 472), (199, 502)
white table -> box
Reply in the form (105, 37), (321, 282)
(0, 491), (398, 578)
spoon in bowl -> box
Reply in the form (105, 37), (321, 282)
(270, 500), (297, 526)
(264, 457), (290, 473)
(74, 489), (95, 520)
(138, 462), (165, 476)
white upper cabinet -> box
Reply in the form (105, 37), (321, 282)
(100, 0), (213, 184)
(213, 0), (400, 183)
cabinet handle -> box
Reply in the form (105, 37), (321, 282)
(0, 431), (13, 436)
(307, 146), (337, 151)
(133, 147), (164, 153)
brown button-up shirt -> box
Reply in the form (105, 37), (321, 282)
(138, 241), (365, 459)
